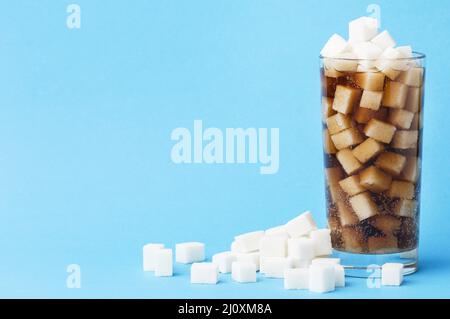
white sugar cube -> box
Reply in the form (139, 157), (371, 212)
(262, 257), (293, 278)
(234, 231), (264, 253)
(143, 243), (164, 271)
(289, 257), (312, 269)
(175, 242), (205, 264)
(259, 236), (287, 258)
(232, 261), (257, 283)
(353, 42), (383, 60)
(334, 264), (346, 288)
(212, 251), (236, 274)
(155, 248), (173, 277)
(284, 268), (309, 290)
(371, 30), (396, 50)
(310, 229), (333, 256)
(235, 252), (260, 271)
(321, 34), (349, 58)
(311, 258), (341, 265)
(190, 263), (219, 284)
(287, 237), (315, 261)
(285, 211), (317, 238)
(349, 17), (379, 43)
(309, 264), (336, 293)
(231, 241), (244, 253)
(381, 263), (404, 286)
(265, 225), (289, 238)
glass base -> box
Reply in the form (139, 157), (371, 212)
(333, 248), (418, 278)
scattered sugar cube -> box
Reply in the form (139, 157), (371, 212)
(331, 127), (364, 150)
(265, 225), (289, 238)
(231, 240), (244, 253)
(263, 257), (293, 278)
(309, 264), (336, 293)
(364, 119), (397, 144)
(383, 81), (409, 109)
(234, 231), (264, 253)
(349, 192), (378, 221)
(339, 175), (366, 196)
(289, 257), (312, 269)
(336, 149), (363, 175)
(155, 248), (173, 277)
(284, 268), (309, 290)
(212, 251), (236, 274)
(332, 85), (362, 114)
(190, 263), (219, 284)
(285, 211), (317, 238)
(393, 199), (417, 218)
(371, 30), (396, 50)
(143, 243), (165, 272)
(312, 258), (341, 265)
(388, 181), (415, 199)
(231, 261), (257, 283)
(326, 113), (352, 135)
(388, 109), (415, 129)
(368, 234), (398, 253)
(359, 166), (392, 193)
(324, 129), (338, 154)
(287, 237), (315, 261)
(321, 34), (349, 57)
(354, 72), (385, 91)
(235, 251), (260, 271)
(336, 201), (359, 226)
(310, 229), (333, 256)
(352, 138), (385, 163)
(360, 90), (383, 111)
(405, 87), (421, 112)
(354, 106), (388, 124)
(349, 17), (379, 43)
(375, 152), (406, 176)
(175, 242), (205, 264)
(382, 263), (404, 286)
(391, 130), (419, 149)
(400, 156), (419, 183)
(341, 226), (366, 253)
(334, 265), (346, 287)
(260, 236), (287, 258)
(398, 67), (424, 87)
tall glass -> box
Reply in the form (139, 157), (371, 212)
(320, 53), (425, 277)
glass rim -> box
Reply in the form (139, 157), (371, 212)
(319, 51), (426, 61)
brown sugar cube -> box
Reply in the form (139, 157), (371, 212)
(332, 85), (362, 114)
(349, 192), (379, 221)
(359, 166), (392, 193)
(388, 180), (415, 199)
(382, 81), (409, 109)
(331, 128), (364, 150)
(391, 130), (419, 149)
(367, 235), (399, 254)
(323, 129), (337, 154)
(354, 72), (385, 91)
(382, 68), (401, 81)
(326, 113), (352, 135)
(375, 152), (407, 176)
(405, 87), (422, 113)
(336, 149), (363, 175)
(399, 156), (419, 183)
(339, 175), (366, 196)
(352, 138), (385, 163)
(360, 90), (383, 110)
(410, 113), (420, 130)
(364, 119), (397, 144)
(353, 106), (388, 124)
(324, 68), (344, 78)
(336, 201), (360, 226)
(398, 67), (424, 87)
(341, 227), (366, 253)
(322, 97), (336, 123)
(369, 215), (402, 234)
(393, 199), (417, 218)
(388, 109), (415, 129)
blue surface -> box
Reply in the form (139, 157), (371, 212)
(0, 0), (449, 298)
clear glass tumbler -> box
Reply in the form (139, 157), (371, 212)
(320, 53), (425, 277)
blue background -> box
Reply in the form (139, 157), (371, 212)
(0, 0), (449, 298)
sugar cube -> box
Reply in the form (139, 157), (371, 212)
(325, 52), (360, 72)
(354, 72), (385, 91)
(284, 268), (309, 290)
(331, 128), (364, 150)
(323, 129), (338, 154)
(388, 109), (415, 129)
(326, 113), (352, 135)
(234, 231), (264, 253)
(371, 30), (396, 50)
(265, 225), (289, 238)
(143, 243), (164, 271)
(285, 211), (317, 238)
(190, 263), (219, 284)
(333, 264), (345, 288)
(336, 201), (359, 226)
(341, 226), (366, 253)
(400, 156), (419, 183)
(405, 87), (421, 112)
(332, 85), (362, 114)
(368, 235), (398, 253)
(360, 90), (383, 110)
(364, 119), (397, 144)
(339, 175), (366, 196)
(175, 242), (205, 264)
(324, 67), (344, 78)
(410, 113), (420, 130)
(383, 68), (401, 81)
(359, 166), (392, 193)
(349, 192), (378, 221)
(212, 251), (236, 274)
(321, 34), (349, 57)
(383, 81), (409, 109)
(322, 97), (336, 122)
(262, 257), (293, 278)
(310, 229), (333, 256)
(391, 130), (419, 149)
(398, 67), (424, 87)
(352, 138), (385, 163)
(259, 236), (287, 258)
(155, 248), (173, 277)
(349, 17), (379, 43)
(289, 257), (312, 269)
(336, 149), (363, 175)
(393, 199), (417, 218)
(353, 42), (383, 59)
(354, 106), (388, 124)
(311, 258), (341, 265)
(287, 237), (315, 261)
(309, 264), (336, 293)
(326, 166), (345, 185)
(375, 152), (406, 176)
(388, 181), (415, 199)
(381, 263), (404, 286)
(231, 240), (244, 253)
(235, 251), (260, 271)
(232, 261), (257, 283)
(369, 214), (402, 234)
